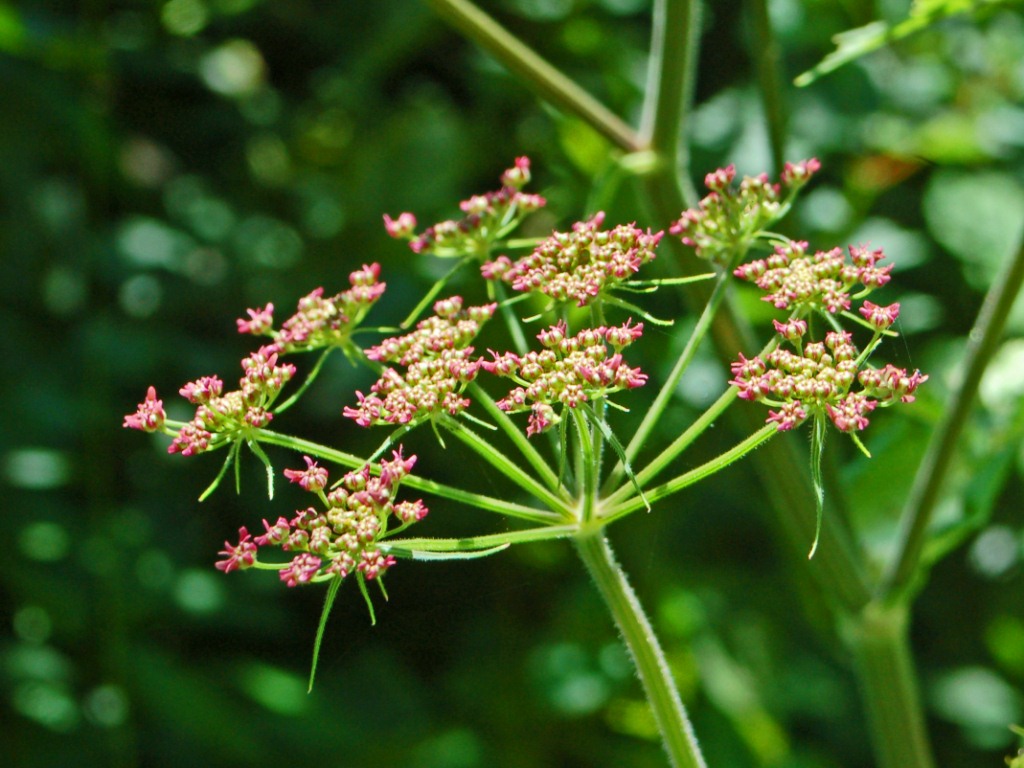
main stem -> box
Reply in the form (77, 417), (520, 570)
(844, 603), (935, 768)
(575, 531), (707, 768)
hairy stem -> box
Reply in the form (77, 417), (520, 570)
(575, 532), (707, 768)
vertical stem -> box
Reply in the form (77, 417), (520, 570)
(575, 532), (707, 768)
(747, 0), (787, 173)
(844, 602), (935, 768)
(641, 0), (701, 203)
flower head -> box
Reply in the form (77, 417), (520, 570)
(123, 386), (166, 432)
(216, 449), (426, 589)
(482, 320), (648, 436)
(731, 329), (925, 434)
(284, 456), (329, 493)
(386, 158), (545, 258)
(237, 264), (386, 354)
(482, 213), (662, 307)
(671, 159), (821, 265)
(344, 297), (495, 427)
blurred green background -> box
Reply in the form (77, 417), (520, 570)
(4, 0), (1024, 766)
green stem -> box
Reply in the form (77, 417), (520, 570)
(470, 382), (565, 495)
(747, 0), (787, 173)
(384, 523), (578, 554)
(640, 0), (700, 202)
(603, 424), (776, 523)
(425, 0), (640, 151)
(575, 532), (706, 768)
(605, 269), (731, 493)
(843, 602), (935, 768)
(251, 429), (560, 524)
(440, 415), (574, 518)
(607, 385), (739, 508)
(571, 407), (597, 524)
(881, 239), (1024, 599)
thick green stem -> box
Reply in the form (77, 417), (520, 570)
(747, 0), (787, 173)
(844, 603), (935, 768)
(882, 240), (1024, 599)
(425, 0), (640, 151)
(575, 532), (706, 768)
(640, 0), (700, 202)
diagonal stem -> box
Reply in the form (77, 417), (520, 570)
(881, 238), (1024, 599)
(425, 0), (641, 151)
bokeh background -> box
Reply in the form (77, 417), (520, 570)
(4, 1), (1024, 766)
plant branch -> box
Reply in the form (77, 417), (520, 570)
(425, 0), (641, 151)
(603, 424), (776, 523)
(605, 267), (731, 493)
(440, 415), (574, 518)
(844, 602), (936, 768)
(470, 381), (566, 495)
(747, 0), (787, 173)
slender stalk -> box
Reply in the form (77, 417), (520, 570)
(251, 429), (561, 525)
(441, 415), (574, 518)
(881, 240), (1024, 598)
(605, 269), (731, 493)
(470, 381), (566, 495)
(844, 602), (935, 768)
(607, 385), (739, 508)
(604, 424), (776, 523)
(425, 0), (641, 151)
(575, 532), (707, 768)
(571, 408), (597, 524)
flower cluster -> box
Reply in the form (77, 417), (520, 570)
(123, 346), (297, 455)
(733, 241), (893, 315)
(343, 297), (496, 427)
(482, 320), (647, 436)
(482, 212), (662, 307)
(670, 159), (820, 265)
(215, 450), (427, 587)
(384, 157), (546, 257)
(237, 263), (385, 354)
(731, 327), (926, 434)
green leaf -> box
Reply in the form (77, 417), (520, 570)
(381, 542), (510, 560)
(808, 414), (828, 559)
(246, 439), (276, 500)
(795, 0), (1015, 87)
(307, 575), (343, 692)
(582, 403), (649, 512)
